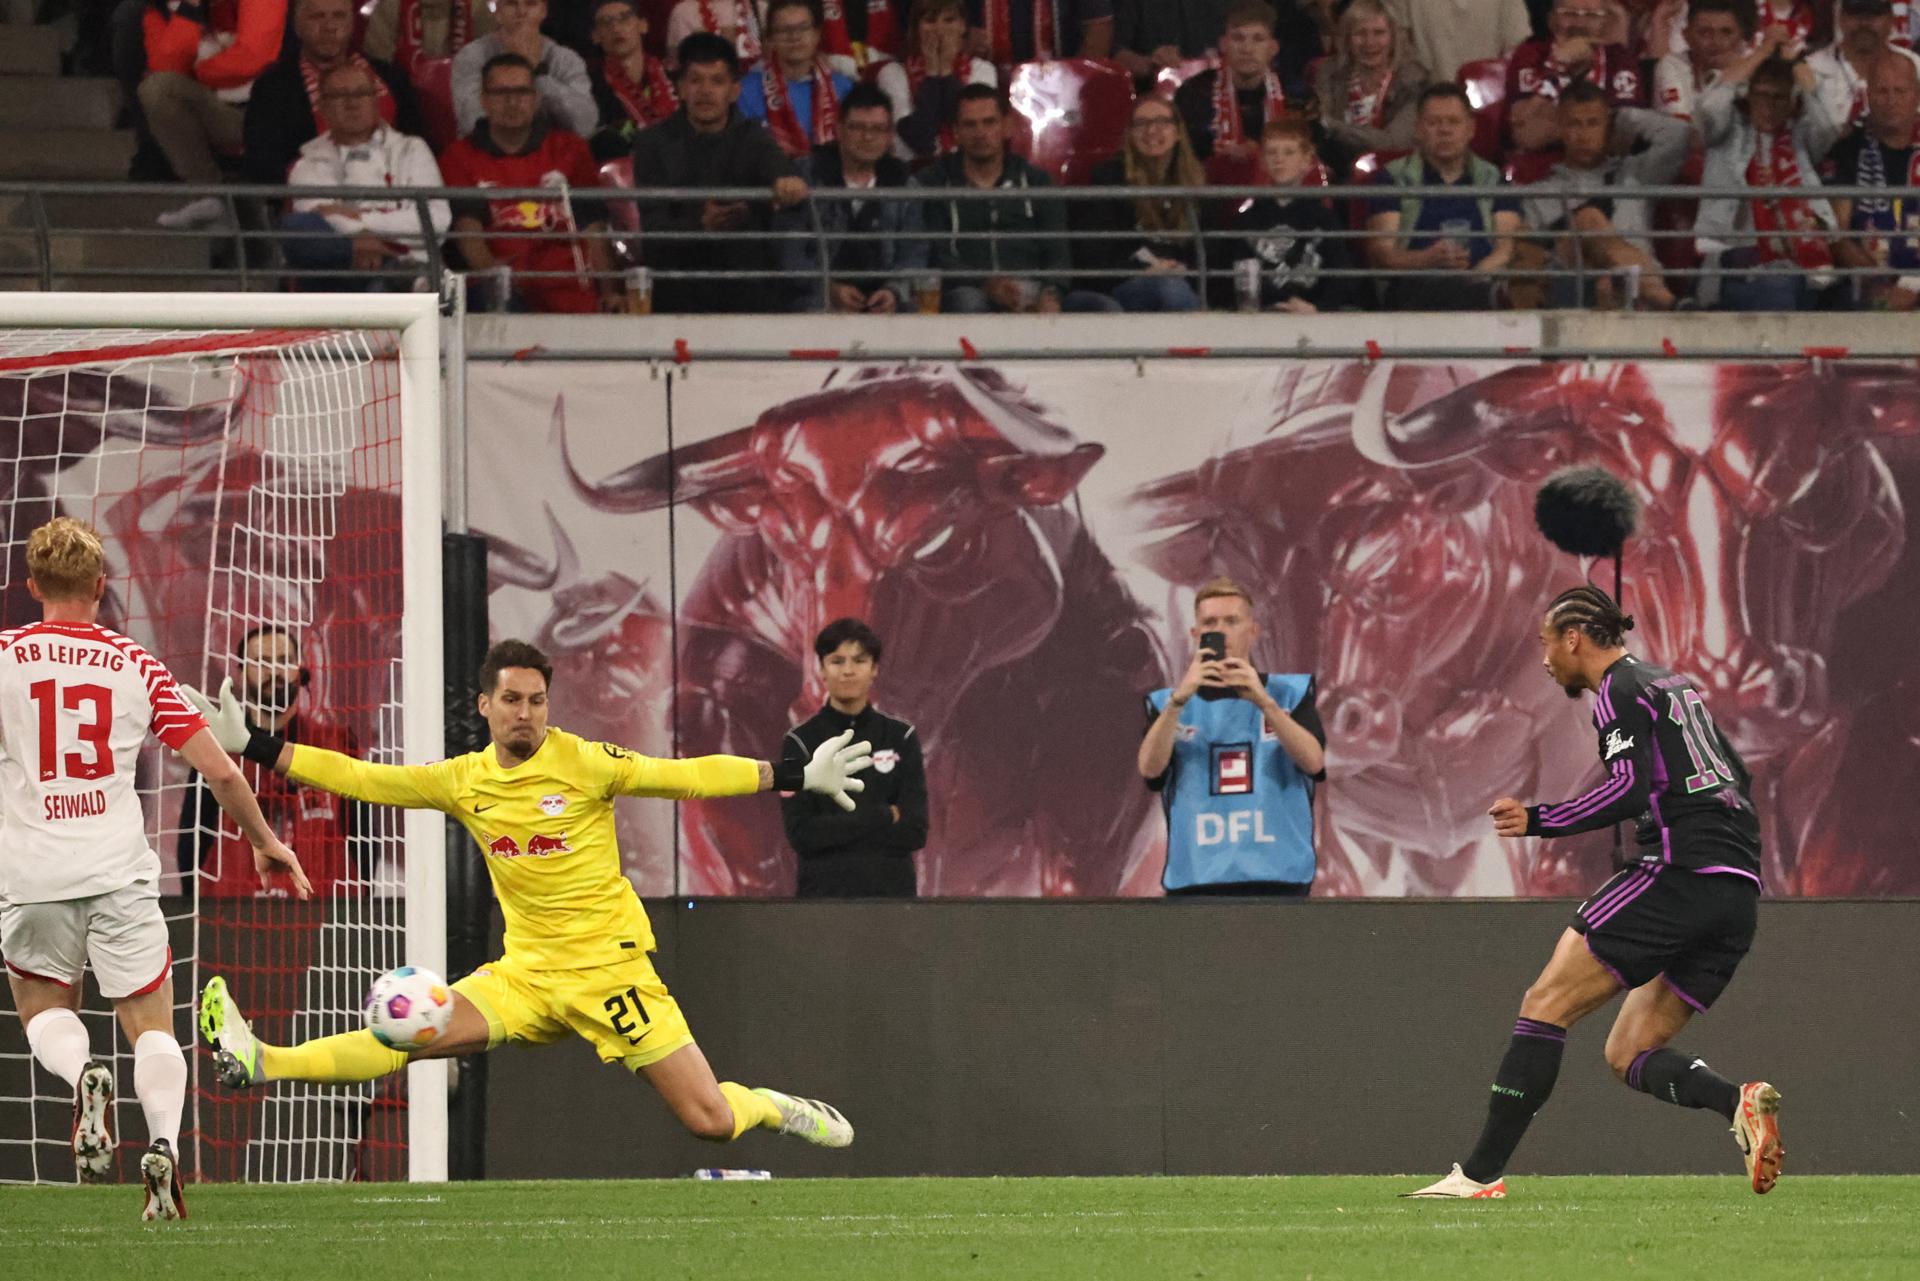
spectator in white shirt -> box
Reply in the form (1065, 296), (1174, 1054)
(282, 63), (452, 288)
(1653, 0), (1751, 127)
(1810, 0), (1920, 131)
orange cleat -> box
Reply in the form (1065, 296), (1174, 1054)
(1401, 1163), (1508, 1199)
(1731, 1082), (1784, 1194)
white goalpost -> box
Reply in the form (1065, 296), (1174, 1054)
(0, 294), (447, 1184)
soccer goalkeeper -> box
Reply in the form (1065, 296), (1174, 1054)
(188, 639), (868, 1150)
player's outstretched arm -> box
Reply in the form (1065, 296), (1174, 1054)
(182, 678), (457, 812)
(610, 730), (873, 810)
(178, 728), (313, 899)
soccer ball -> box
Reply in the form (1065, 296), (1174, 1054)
(364, 966), (454, 1051)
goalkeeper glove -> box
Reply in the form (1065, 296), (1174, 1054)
(788, 728), (873, 812)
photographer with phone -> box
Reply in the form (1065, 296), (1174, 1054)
(1137, 576), (1326, 896)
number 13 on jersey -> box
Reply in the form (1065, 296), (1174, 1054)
(27, 679), (114, 781)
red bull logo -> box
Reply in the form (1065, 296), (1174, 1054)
(483, 831), (572, 859)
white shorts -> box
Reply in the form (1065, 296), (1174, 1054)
(0, 878), (171, 1000)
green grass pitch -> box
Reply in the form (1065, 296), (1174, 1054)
(3, 1176), (1914, 1280)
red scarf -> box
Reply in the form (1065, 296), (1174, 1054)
(1345, 67), (1392, 128)
(301, 53), (398, 133)
(699, 0), (762, 61)
(984, 0), (1054, 65)
(821, 1), (897, 61)
(1758, 1), (1815, 49)
(394, 0), (471, 72)
(603, 52), (678, 127)
(1211, 64), (1286, 149)
(1746, 128), (1831, 269)
(762, 57), (840, 155)
(905, 54), (968, 152)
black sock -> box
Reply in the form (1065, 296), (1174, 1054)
(1626, 1048), (1739, 1121)
(1461, 1018), (1565, 1184)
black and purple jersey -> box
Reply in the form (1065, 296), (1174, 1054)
(1525, 655), (1762, 886)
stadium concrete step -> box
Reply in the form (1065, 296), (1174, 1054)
(0, 127), (136, 180)
(0, 23), (63, 77)
(0, 190), (191, 231)
(0, 206), (212, 292)
(0, 75), (123, 132)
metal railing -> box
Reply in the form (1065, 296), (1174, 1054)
(6, 179), (1919, 309)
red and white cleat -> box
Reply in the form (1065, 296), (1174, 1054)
(139, 1139), (187, 1221)
(72, 1060), (114, 1183)
(1731, 1081), (1783, 1195)
(1401, 1163), (1507, 1199)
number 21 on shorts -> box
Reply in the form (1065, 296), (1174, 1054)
(603, 985), (652, 1045)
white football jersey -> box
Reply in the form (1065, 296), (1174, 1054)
(0, 621), (206, 904)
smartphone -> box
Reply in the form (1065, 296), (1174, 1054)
(1198, 631), (1226, 662)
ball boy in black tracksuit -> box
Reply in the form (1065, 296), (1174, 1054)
(780, 618), (928, 897)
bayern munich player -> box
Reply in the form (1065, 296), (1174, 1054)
(0, 518), (310, 1218)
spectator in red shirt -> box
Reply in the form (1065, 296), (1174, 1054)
(1507, 0), (1645, 152)
(142, 0), (289, 228)
(438, 53), (622, 312)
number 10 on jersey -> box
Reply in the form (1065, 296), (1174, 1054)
(1668, 688), (1733, 794)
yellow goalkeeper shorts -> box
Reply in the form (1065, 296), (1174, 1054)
(452, 950), (695, 1069)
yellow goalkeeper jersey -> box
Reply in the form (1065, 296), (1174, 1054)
(287, 728), (759, 970)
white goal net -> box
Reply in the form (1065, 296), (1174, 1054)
(0, 297), (444, 1184)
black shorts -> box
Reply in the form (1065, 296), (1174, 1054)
(1569, 864), (1759, 1011)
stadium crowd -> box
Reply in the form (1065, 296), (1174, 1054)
(96, 0), (1920, 312)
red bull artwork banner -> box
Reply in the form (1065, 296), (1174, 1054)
(467, 358), (1920, 900)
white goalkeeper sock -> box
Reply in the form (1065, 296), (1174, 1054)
(25, 1007), (90, 1088)
(133, 1030), (187, 1150)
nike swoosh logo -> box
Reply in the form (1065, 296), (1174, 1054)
(475, 802), (497, 813)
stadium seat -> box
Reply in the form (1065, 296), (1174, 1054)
(1457, 57), (1508, 161)
(412, 56), (459, 152)
(1008, 58), (1136, 185)
(1653, 150), (1706, 276)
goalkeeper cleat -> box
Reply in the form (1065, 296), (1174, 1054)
(753, 1088), (854, 1149)
(139, 1138), (186, 1221)
(1731, 1081), (1783, 1195)
(199, 976), (265, 1089)
(1401, 1164), (1507, 1199)
(72, 1060), (115, 1183)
